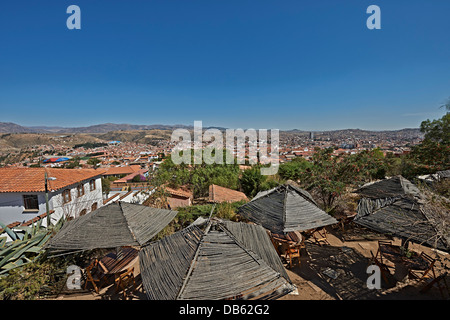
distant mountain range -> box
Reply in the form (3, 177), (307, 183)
(0, 121), (420, 135)
(0, 122), (196, 134)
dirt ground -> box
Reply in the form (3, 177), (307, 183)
(279, 225), (450, 300)
(53, 225), (450, 301)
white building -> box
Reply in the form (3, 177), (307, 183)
(0, 167), (104, 229)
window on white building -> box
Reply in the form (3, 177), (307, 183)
(89, 179), (96, 191)
(77, 184), (85, 197)
(23, 194), (39, 211)
(63, 189), (71, 204)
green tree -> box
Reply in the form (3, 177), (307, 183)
(310, 150), (342, 211)
(101, 178), (111, 197)
(64, 157), (80, 169)
(420, 113), (449, 145)
(407, 103), (449, 176)
(302, 147), (400, 211)
(153, 152), (241, 198)
(87, 157), (101, 167)
(132, 174), (145, 183)
(239, 167), (277, 198)
(343, 148), (387, 182)
(278, 157), (312, 182)
(383, 152), (403, 177)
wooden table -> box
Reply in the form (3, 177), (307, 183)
(270, 231), (304, 267)
(98, 247), (139, 276)
(271, 231), (303, 246)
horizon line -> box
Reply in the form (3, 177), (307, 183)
(0, 120), (424, 133)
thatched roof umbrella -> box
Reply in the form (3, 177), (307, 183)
(237, 184), (338, 235)
(138, 219), (296, 300)
(356, 175), (422, 199)
(354, 176), (449, 252)
(45, 202), (177, 255)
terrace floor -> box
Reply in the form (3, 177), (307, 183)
(51, 225), (450, 301)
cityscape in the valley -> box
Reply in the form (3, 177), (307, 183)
(0, 122), (423, 169)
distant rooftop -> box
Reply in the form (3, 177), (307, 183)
(208, 184), (248, 203)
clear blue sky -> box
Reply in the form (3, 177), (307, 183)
(0, 0), (449, 131)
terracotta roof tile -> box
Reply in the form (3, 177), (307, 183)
(114, 169), (148, 183)
(165, 186), (193, 199)
(103, 192), (121, 204)
(209, 184), (248, 203)
(101, 165), (142, 176)
(119, 190), (134, 200)
(0, 167), (102, 193)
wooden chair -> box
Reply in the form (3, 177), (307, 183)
(408, 252), (436, 281)
(408, 252), (446, 296)
(311, 228), (330, 246)
(281, 242), (301, 268)
(374, 240), (394, 265)
(84, 259), (107, 294)
(419, 272), (449, 298)
(377, 240), (393, 247)
(115, 267), (136, 299)
(270, 236), (282, 256)
(369, 250), (391, 285)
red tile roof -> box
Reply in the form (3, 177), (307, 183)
(119, 190), (134, 200)
(208, 184), (248, 203)
(167, 196), (191, 209)
(0, 167), (103, 193)
(103, 192), (121, 204)
(114, 169), (148, 183)
(165, 186), (193, 199)
(101, 165), (142, 176)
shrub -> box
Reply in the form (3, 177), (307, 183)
(0, 258), (71, 300)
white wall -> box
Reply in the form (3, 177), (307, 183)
(129, 188), (156, 204)
(0, 177), (103, 227)
(0, 192), (47, 226)
(50, 177), (103, 221)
